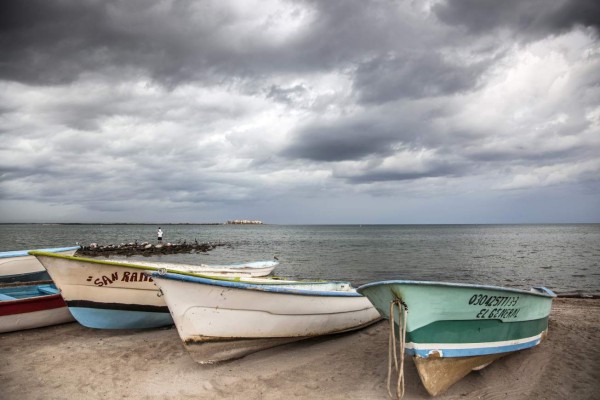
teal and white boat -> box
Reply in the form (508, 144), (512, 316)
(356, 280), (555, 397)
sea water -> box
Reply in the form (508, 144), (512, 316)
(1, 223), (598, 295)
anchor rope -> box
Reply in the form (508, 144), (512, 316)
(387, 298), (408, 400)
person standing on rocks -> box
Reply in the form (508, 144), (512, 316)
(157, 227), (163, 243)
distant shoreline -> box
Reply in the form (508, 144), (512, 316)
(0, 222), (228, 225)
(0, 222), (599, 226)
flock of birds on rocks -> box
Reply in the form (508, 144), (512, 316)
(76, 240), (230, 257)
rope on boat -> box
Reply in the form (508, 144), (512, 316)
(387, 298), (408, 400)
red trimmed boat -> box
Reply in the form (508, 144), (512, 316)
(0, 281), (75, 333)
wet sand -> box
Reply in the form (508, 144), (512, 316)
(1, 297), (598, 399)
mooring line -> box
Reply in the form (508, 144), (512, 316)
(387, 298), (407, 399)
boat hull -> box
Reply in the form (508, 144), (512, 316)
(152, 272), (382, 363)
(67, 303), (172, 329)
(413, 352), (507, 396)
(30, 252), (282, 330)
(0, 282), (75, 333)
(0, 247), (79, 283)
(357, 280), (555, 396)
(31, 253), (172, 329)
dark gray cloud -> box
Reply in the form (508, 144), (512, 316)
(1, 0), (128, 84)
(283, 118), (406, 162)
(0, 0), (267, 85)
(0, 0), (437, 87)
(343, 162), (465, 184)
(434, 0), (600, 36)
(267, 84), (309, 105)
(353, 52), (491, 103)
(280, 96), (454, 165)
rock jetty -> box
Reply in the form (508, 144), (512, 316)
(76, 240), (229, 257)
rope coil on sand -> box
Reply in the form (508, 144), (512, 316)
(388, 298), (408, 399)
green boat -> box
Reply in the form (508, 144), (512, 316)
(356, 280), (555, 397)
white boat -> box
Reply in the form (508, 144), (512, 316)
(30, 251), (278, 329)
(0, 246), (80, 283)
(151, 271), (382, 363)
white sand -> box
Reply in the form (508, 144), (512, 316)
(1, 297), (598, 399)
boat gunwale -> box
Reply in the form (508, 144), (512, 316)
(356, 280), (556, 298)
(0, 291), (63, 305)
(1, 246), (80, 259)
(30, 251), (322, 286)
(110, 259), (279, 269)
(152, 272), (362, 297)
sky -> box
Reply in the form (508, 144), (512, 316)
(0, 0), (599, 224)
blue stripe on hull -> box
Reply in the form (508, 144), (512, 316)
(406, 337), (542, 358)
(1, 246), (80, 258)
(68, 307), (173, 329)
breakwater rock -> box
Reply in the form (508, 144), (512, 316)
(75, 241), (230, 257)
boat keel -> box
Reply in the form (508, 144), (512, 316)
(413, 353), (507, 396)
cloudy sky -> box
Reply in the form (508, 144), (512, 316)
(1, 0), (599, 224)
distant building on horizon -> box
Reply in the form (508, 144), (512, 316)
(226, 219), (263, 225)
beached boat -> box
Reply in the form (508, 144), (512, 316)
(0, 281), (75, 333)
(151, 271), (382, 364)
(29, 251), (278, 329)
(356, 280), (556, 397)
(0, 246), (80, 283)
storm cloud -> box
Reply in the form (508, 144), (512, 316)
(0, 0), (598, 224)
(434, 0), (600, 37)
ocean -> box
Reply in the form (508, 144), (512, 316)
(1, 223), (598, 295)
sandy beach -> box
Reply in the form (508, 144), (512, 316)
(1, 297), (598, 399)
